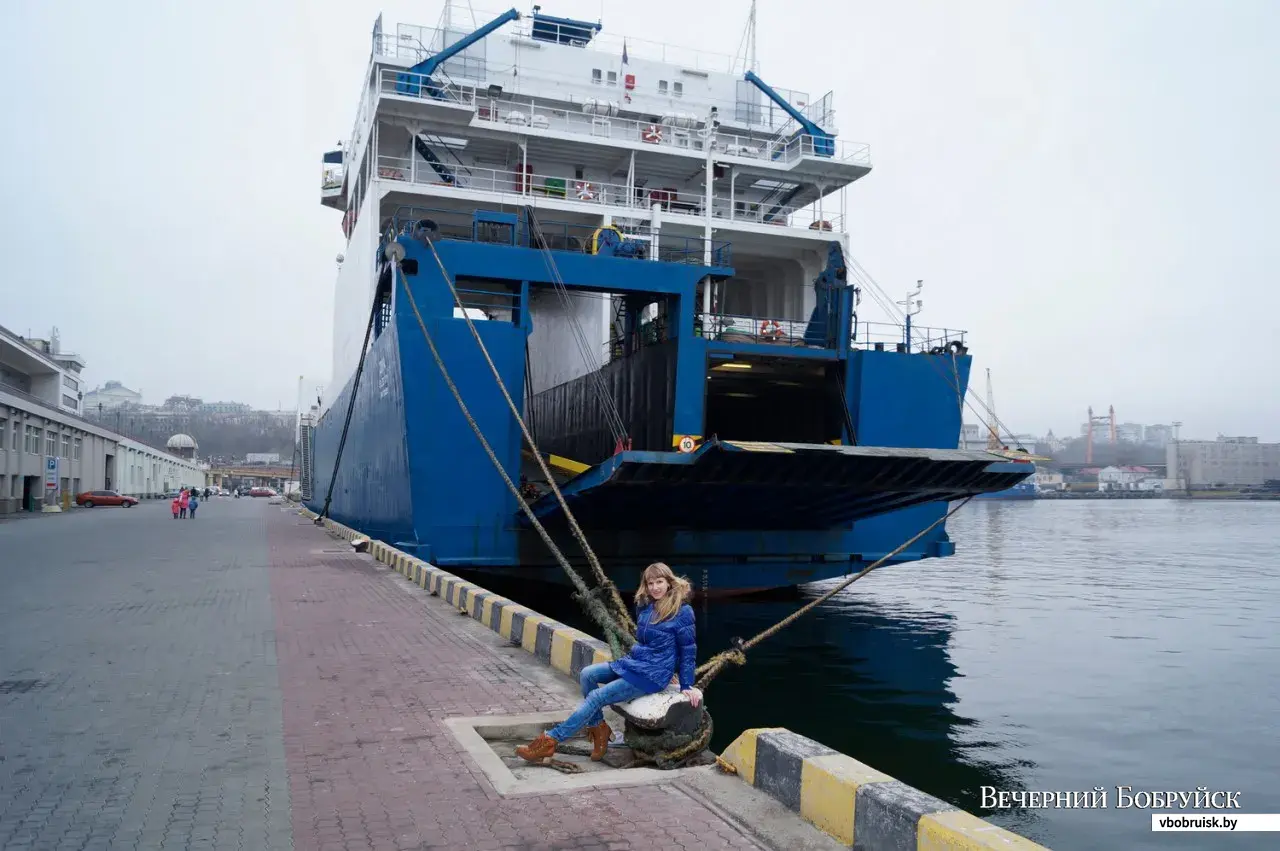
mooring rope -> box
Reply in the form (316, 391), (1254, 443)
(691, 496), (975, 690)
(411, 233), (638, 639)
(316, 294), (382, 522)
(391, 232), (981, 767)
(393, 259), (634, 659)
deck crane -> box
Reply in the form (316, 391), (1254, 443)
(395, 8), (522, 99)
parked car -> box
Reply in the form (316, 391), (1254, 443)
(76, 490), (139, 508)
(248, 487), (275, 498)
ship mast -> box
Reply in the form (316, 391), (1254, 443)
(735, 0), (759, 74)
(985, 368), (1002, 450)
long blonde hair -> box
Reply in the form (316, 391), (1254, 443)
(634, 562), (692, 624)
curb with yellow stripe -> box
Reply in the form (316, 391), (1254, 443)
(301, 509), (1049, 850)
(721, 728), (1049, 849)
(300, 509), (612, 679)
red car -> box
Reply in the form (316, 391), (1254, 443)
(248, 487), (275, 498)
(76, 490), (139, 508)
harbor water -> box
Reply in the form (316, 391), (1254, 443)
(475, 500), (1280, 850)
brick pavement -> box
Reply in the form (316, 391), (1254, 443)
(0, 497), (773, 850)
(0, 497), (292, 851)
(267, 510), (765, 851)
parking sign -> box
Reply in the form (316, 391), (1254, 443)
(45, 456), (59, 490)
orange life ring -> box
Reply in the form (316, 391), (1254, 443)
(575, 181), (596, 200)
(642, 124), (663, 143)
(760, 319), (783, 340)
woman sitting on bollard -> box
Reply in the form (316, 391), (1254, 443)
(516, 562), (701, 763)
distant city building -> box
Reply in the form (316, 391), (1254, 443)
(166, 433), (199, 461)
(1097, 465), (1160, 491)
(0, 325), (86, 417)
(1143, 424), (1173, 447)
(1042, 429), (1065, 453)
(200, 401), (253, 414)
(1, 325), (205, 513)
(163, 395), (203, 411)
(245, 452), (281, 464)
(1167, 436), (1280, 488)
(84, 380), (142, 412)
(1115, 422), (1144, 444)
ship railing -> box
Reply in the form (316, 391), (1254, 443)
(707, 195), (845, 232)
(702, 313), (819, 347)
(374, 67), (845, 141)
(375, 11), (740, 75)
(386, 204), (731, 268)
(377, 155), (841, 235)
(850, 321), (968, 352)
(321, 164), (345, 193)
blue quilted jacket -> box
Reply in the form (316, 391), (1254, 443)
(610, 603), (697, 694)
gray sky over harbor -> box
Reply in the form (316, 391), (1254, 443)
(1, 0), (1277, 439)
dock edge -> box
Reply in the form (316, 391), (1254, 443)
(300, 508), (1049, 850)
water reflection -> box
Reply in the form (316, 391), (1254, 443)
(461, 568), (1033, 816)
(458, 500), (1280, 850)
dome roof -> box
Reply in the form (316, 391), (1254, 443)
(166, 433), (198, 449)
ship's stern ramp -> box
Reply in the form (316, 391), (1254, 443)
(524, 440), (1034, 531)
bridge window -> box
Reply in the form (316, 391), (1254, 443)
(591, 69), (602, 85)
(658, 80), (668, 94)
(673, 81), (683, 97)
(606, 71), (617, 86)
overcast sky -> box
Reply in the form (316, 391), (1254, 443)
(1, 0), (1277, 439)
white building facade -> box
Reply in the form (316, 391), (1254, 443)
(0, 322), (206, 512)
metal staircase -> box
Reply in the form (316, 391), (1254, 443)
(299, 414), (315, 501)
(413, 132), (473, 186)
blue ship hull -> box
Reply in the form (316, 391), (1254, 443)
(974, 480), (1039, 501)
(305, 215), (1031, 593)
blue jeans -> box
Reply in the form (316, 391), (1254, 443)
(547, 662), (645, 742)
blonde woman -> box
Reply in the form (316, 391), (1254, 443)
(517, 562), (701, 763)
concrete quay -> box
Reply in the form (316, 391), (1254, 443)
(0, 496), (840, 850)
(0, 494), (1046, 850)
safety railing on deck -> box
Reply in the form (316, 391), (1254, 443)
(375, 13), (743, 76)
(386, 204), (732, 268)
(850, 321), (968, 352)
(376, 68), (870, 168)
(377, 156), (827, 232)
(704, 314), (822, 348)
(377, 156), (842, 234)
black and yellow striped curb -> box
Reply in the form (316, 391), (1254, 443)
(300, 509), (1049, 850)
(721, 728), (1049, 849)
(300, 509), (613, 678)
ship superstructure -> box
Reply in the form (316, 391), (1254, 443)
(304, 3), (1032, 593)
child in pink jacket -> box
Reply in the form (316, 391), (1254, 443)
(171, 496), (181, 519)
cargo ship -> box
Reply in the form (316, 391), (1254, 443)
(301, 2), (1033, 593)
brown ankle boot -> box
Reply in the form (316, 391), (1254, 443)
(585, 721), (612, 761)
(515, 733), (557, 763)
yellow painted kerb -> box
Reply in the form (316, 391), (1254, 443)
(498, 605), (529, 641)
(719, 728), (783, 786)
(591, 647), (613, 665)
(918, 810), (1051, 850)
(521, 614), (545, 652)
(549, 628), (580, 674)
(799, 753), (894, 846)
(481, 596), (506, 628)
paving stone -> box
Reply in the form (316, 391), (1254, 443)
(2, 498), (772, 851)
(0, 500), (291, 850)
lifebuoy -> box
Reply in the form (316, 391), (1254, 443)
(575, 181), (596, 200)
(642, 124), (663, 143)
(760, 319), (783, 341)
